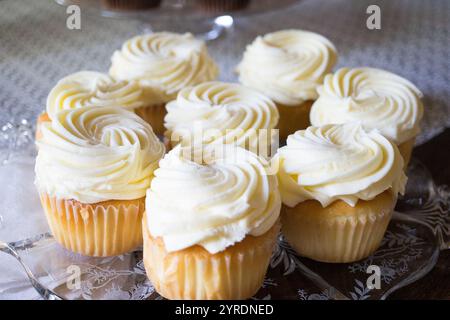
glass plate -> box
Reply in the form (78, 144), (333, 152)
(0, 120), (448, 300)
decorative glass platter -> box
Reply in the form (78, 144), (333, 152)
(0, 120), (449, 300)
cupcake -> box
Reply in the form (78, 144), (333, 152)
(164, 81), (279, 157)
(109, 32), (219, 132)
(237, 29), (337, 141)
(35, 106), (165, 257)
(310, 67), (424, 167)
(37, 71), (167, 138)
(273, 123), (406, 263)
(197, 0), (250, 13)
(101, 0), (161, 11)
(143, 144), (281, 299)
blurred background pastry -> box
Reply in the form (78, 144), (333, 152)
(101, 0), (162, 11)
(196, 0), (251, 13)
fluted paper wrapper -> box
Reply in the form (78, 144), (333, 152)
(134, 103), (166, 137)
(143, 217), (280, 300)
(281, 191), (395, 263)
(398, 137), (415, 168)
(277, 100), (313, 141)
(197, 0), (250, 13)
(39, 193), (144, 257)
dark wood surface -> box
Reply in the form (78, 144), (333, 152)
(389, 128), (450, 300)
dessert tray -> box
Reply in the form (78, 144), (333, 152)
(0, 120), (449, 300)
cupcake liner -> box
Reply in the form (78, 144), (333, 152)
(134, 103), (166, 137)
(143, 217), (280, 300)
(397, 137), (415, 168)
(35, 112), (50, 141)
(277, 100), (313, 141)
(197, 0), (250, 13)
(40, 193), (145, 257)
(281, 191), (395, 263)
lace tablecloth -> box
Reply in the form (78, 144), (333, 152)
(0, 0), (449, 299)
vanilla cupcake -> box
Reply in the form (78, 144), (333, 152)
(36, 71), (167, 139)
(143, 145), (281, 299)
(164, 81), (279, 157)
(109, 32), (219, 133)
(273, 124), (406, 263)
(310, 67), (424, 167)
(35, 106), (165, 257)
(237, 29), (337, 141)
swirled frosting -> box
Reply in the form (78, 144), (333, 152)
(145, 145), (281, 254)
(164, 81), (279, 152)
(46, 71), (165, 120)
(310, 67), (424, 144)
(109, 32), (219, 100)
(237, 29), (337, 106)
(35, 106), (165, 203)
(274, 124), (406, 207)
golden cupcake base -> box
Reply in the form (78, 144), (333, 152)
(281, 191), (395, 263)
(398, 137), (415, 168)
(142, 216), (280, 300)
(40, 193), (145, 257)
(277, 100), (313, 142)
(134, 103), (166, 137)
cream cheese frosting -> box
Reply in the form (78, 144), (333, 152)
(237, 29), (337, 106)
(35, 106), (165, 203)
(46, 71), (166, 120)
(164, 81), (279, 153)
(109, 32), (219, 101)
(310, 67), (424, 144)
(145, 145), (281, 254)
(274, 123), (406, 207)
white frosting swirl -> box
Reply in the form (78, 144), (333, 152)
(310, 67), (424, 144)
(237, 29), (337, 106)
(35, 106), (165, 203)
(109, 32), (219, 100)
(46, 71), (166, 120)
(146, 145), (281, 254)
(164, 81), (279, 152)
(274, 123), (406, 207)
